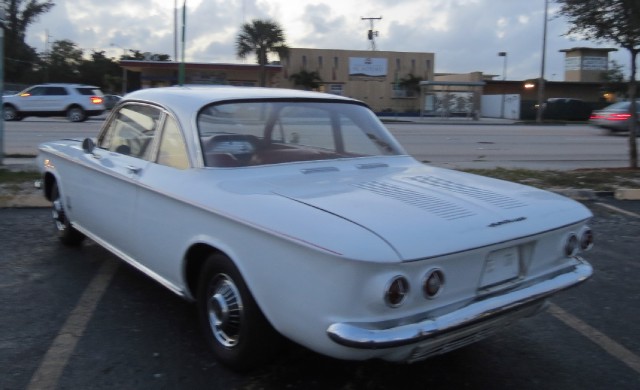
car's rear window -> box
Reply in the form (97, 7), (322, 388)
(197, 100), (405, 167)
(76, 87), (103, 96)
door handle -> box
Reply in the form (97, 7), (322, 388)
(126, 165), (141, 174)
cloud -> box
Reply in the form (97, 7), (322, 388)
(23, 0), (632, 80)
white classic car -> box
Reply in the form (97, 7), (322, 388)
(37, 86), (594, 371)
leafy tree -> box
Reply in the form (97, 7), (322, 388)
(120, 50), (171, 61)
(555, 0), (640, 168)
(46, 39), (84, 83)
(289, 69), (322, 90)
(236, 19), (289, 87)
(78, 51), (122, 92)
(601, 60), (625, 83)
(4, 0), (55, 82)
(398, 73), (423, 96)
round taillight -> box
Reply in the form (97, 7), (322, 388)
(384, 276), (409, 307)
(580, 228), (594, 251)
(423, 269), (445, 299)
(564, 234), (579, 257)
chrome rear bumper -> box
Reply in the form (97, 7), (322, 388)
(327, 258), (592, 351)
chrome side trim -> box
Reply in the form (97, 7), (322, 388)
(71, 222), (188, 299)
(327, 258), (592, 349)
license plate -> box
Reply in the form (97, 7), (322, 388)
(480, 246), (520, 288)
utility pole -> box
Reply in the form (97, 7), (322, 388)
(498, 52), (507, 118)
(44, 30), (52, 82)
(0, 7), (5, 166)
(361, 16), (382, 51)
(179, 1), (186, 86)
(174, 0), (178, 63)
(536, 0), (548, 123)
(111, 43), (128, 95)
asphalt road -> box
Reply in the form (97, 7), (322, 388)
(1, 200), (639, 389)
(3, 116), (638, 170)
(385, 121), (638, 170)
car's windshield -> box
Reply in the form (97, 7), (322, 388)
(197, 100), (405, 167)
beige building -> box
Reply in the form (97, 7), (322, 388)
(560, 47), (618, 82)
(120, 48), (434, 113)
(280, 48), (434, 113)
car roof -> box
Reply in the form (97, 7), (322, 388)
(31, 83), (101, 88)
(123, 86), (362, 114)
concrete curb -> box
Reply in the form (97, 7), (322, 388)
(614, 188), (640, 200)
(0, 194), (50, 208)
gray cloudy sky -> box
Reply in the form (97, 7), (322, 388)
(26, 0), (630, 81)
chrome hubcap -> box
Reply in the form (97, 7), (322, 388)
(69, 109), (83, 121)
(207, 274), (243, 348)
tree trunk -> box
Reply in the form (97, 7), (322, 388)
(258, 48), (267, 87)
(628, 48), (638, 169)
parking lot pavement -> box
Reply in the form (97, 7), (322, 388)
(1, 199), (639, 389)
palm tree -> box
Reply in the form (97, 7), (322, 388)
(5, 0), (55, 82)
(236, 19), (289, 87)
(398, 73), (423, 97)
(289, 70), (322, 90)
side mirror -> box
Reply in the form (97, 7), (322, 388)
(82, 138), (95, 154)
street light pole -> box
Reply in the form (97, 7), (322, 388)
(0, 8), (5, 166)
(536, 0), (549, 123)
(178, 1), (186, 86)
(111, 43), (128, 95)
(498, 52), (507, 118)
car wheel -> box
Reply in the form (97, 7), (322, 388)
(197, 253), (282, 371)
(3, 105), (21, 121)
(51, 182), (85, 246)
(66, 107), (86, 122)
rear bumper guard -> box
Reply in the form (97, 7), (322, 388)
(327, 258), (593, 349)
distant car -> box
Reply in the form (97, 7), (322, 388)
(37, 86), (594, 371)
(542, 98), (592, 121)
(589, 101), (640, 132)
(3, 83), (106, 122)
(102, 94), (122, 110)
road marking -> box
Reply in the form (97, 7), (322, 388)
(548, 303), (640, 375)
(27, 260), (118, 390)
(595, 202), (640, 219)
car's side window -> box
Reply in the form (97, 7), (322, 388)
(45, 87), (68, 96)
(23, 86), (45, 96)
(98, 104), (161, 159)
(156, 116), (189, 169)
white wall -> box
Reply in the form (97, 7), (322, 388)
(481, 94), (521, 119)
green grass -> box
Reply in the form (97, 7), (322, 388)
(0, 169), (41, 184)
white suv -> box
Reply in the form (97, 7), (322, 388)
(3, 83), (106, 122)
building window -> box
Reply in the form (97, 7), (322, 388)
(318, 56), (323, 68)
(392, 83), (417, 98)
(411, 59), (416, 74)
(328, 84), (344, 96)
(392, 84), (408, 98)
(396, 58), (401, 70)
(302, 55), (307, 69)
(334, 57), (339, 68)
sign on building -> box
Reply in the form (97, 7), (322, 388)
(348, 57), (388, 80)
(564, 56), (608, 71)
